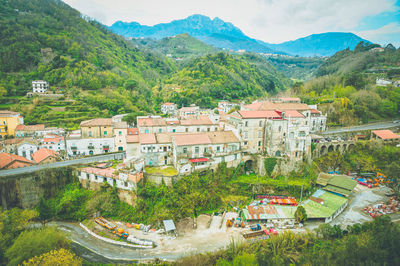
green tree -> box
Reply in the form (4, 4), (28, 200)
(5, 227), (69, 266)
(22, 248), (82, 266)
(294, 206), (307, 223)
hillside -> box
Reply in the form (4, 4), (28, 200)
(267, 32), (370, 57)
(159, 52), (291, 108)
(131, 33), (219, 61)
(316, 42), (400, 76)
(266, 56), (325, 80)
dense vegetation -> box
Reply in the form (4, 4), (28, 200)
(293, 42), (400, 126)
(267, 56), (324, 80)
(176, 216), (400, 265)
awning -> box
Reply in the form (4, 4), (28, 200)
(189, 158), (209, 163)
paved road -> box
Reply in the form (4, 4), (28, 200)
(322, 120), (399, 135)
(0, 152), (125, 177)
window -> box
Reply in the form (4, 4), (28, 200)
(104, 131), (107, 136)
(259, 121), (262, 127)
(244, 132), (248, 139)
(183, 147), (187, 153)
(197, 128), (200, 132)
(172, 129), (176, 132)
(119, 131), (122, 135)
(258, 141), (262, 146)
(258, 131), (262, 138)
(89, 131), (92, 137)
(145, 129), (149, 133)
(186, 128), (189, 132)
(159, 128), (162, 133)
(195, 147), (199, 153)
(163, 146), (167, 152)
(295, 151), (298, 157)
(245, 121), (248, 127)
(207, 128), (210, 132)
(217, 146), (220, 152)
(278, 126), (281, 132)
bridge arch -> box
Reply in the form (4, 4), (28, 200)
(328, 145), (334, 153)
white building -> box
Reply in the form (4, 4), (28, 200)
(65, 130), (115, 157)
(16, 139), (39, 161)
(161, 102), (177, 115)
(41, 135), (65, 152)
(32, 80), (49, 93)
(113, 121), (128, 152)
(218, 101), (239, 114)
(137, 116), (217, 134)
(179, 105), (200, 118)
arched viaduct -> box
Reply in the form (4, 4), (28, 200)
(313, 140), (357, 158)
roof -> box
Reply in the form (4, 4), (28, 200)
(43, 136), (64, 143)
(283, 110), (305, 118)
(173, 133), (211, 146)
(180, 116), (213, 125)
(163, 220), (176, 232)
(17, 124), (45, 131)
(137, 117), (166, 127)
(311, 109), (321, 114)
(156, 133), (173, 144)
(112, 121), (128, 129)
(126, 135), (139, 143)
(280, 97), (301, 102)
(0, 110), (20, 117)
(32, 148), (59, 163)
(179, 106), (199, 112)
(127, 128), (139, 135)
(163, 102), (175, 106)
(207, 131), (239, 144)
(80, 118), (112, 127)
(301, 189), (348, 219)
(189, 158), (209, 163)
(243, 205), (296, 220)
(81, 167), (116, 178)
(3, 138), (23, 145)
(139, 133), (157, 144)
(238, 110), (281, 119)
(243, 101), (310, 111)
(316, 173), (357, 196)
(0, 152), (34, 169)
(372, 130), (400, 140)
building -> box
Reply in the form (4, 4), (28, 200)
(301, 189), (349, 223)
(242, 204), (296, 227)
(0, 152), (35, 169)
(371, 129), (400, 143)
(179, 105), (200, 118)
(15, 124), (45, 138)
(113, 121), (128, 152)
(218, 101), (239, 114)
(161, 102), (177, 115)
(0, 110), (24, 139)
(137, 116), (216, 134)
(78, 167), (143, 191)
(16, 138), (40, 161)
(66, 130), (115, 157)
(316, 173), (357, 197)
(32, 148), (59, 164)
(80, 118), (113, 138)
(0, 138), (23, 154)
(171, 131), (241, 174)
(309, 108), (327, 132)
(41, 134), (65, 152)
(32, 80), (49, 93)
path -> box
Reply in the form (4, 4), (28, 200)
(0, 152), (125, 177)
(322, 120), (399, 135)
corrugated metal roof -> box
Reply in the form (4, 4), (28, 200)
(163, 219), (176, 232)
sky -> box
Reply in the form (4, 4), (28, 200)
(63, 0), (400, 46)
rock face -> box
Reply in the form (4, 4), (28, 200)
(0, 167), (75, 209)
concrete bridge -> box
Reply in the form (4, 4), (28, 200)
(313, 140), (357, 158)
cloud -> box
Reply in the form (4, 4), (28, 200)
(63, 0), (399, 44)
(357, 22), (400, 46)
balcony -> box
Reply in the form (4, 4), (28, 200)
(71, 146), (77, 150)
(88, 145), (94, 149)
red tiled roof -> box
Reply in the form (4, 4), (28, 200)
(81, 167), (115, 178)
(244, 101), (310, 111)
(180, 116), (213, 125)
(179, 106), (198, 112)
(173, 133), (211, 146)
(139, 133), (157, 144)
(127, 128), (139, 135)
(15, 125), (25, 131)
(283, 110), (305, 118)
(238, 110), (281, 119)
(163, 102), (175, 106)
(137, 117), (166, 127)
(32, 148), (59, 163)
(80, 118), (112, 127)
(43, 136), (64, 143)
(372, 130), (400, 140)
(126, 135), (139, 143)
(0, 152), (34, 169)
(311, 109), (321, 114)
(189, 158), (209, 163)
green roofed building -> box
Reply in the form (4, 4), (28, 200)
(316, 173), (357, 197)
(301, 189), (349, 223)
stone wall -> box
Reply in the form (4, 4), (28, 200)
(0, 167), (75, 210)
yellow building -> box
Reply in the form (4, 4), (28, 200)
(80, 118), (113, 138)
(0, 110), (24, 139)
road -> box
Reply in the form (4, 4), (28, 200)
(322, 120), (399, 135)
(0, 152), (125, 177)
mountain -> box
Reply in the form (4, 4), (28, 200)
(267, 32), (371, 57)
(110, 15), (371, 56)
(131, 33), (219, 61)
(110, 15), (279, 54)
